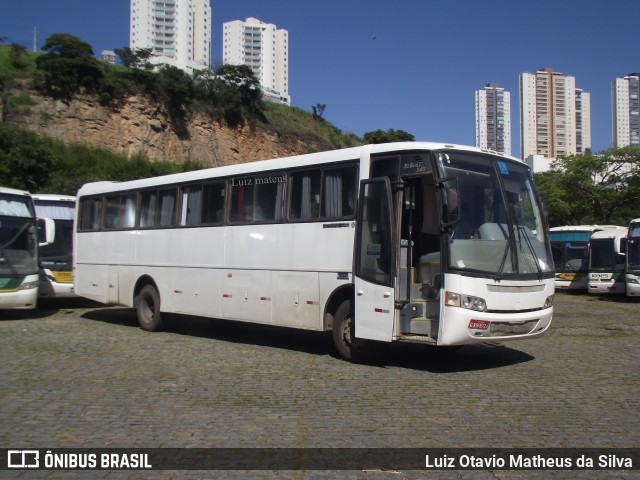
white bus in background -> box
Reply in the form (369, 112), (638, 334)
(588, 226), (628, 295)
(625, 218), (640, 297)
(32, 194), (77, 298)
(74, 142), (555, 362)
(549, 225), (619, 291)
(0, 187), (54, 309)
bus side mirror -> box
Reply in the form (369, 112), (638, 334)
(440, 178), (459, 228)
(37, 217), (56, 247)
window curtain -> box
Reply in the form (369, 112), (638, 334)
(324, 171), (343, 218)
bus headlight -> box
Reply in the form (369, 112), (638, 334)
(19, 281), (39, 291)
(544, 295), (554, 308)
(445, 291), (487, 312)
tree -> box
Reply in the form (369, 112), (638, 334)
(35, 33), (103, 100)
(0, 124), (55, 191)
(114, 47), (153, 69)
(535, 147), (640, 226)
(363, 129), (415, 144)
(312, 104), (326, 120)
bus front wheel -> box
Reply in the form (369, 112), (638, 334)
(136, 284), (164, 332)
(332, 299), (371, 363)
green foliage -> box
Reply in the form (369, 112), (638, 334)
(263, 103), (362, 152)
(0, 124), (56, 191)
(0, 124), (201, 195)
(363, 129), (415, 144)
(534, 147), (640, 226)
(35, 33), (103, 100)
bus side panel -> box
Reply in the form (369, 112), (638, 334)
(221, 269), (272, 323)
(75, 232), (109, 304)
(171, 267), (222, 317)
(75, 263), (109, 304)
(272, 271), (320, 329)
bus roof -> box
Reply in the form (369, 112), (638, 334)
(76, 142), (524, 197)
(31, 193), (77, 203)
(590, 227), (627, 240)
(550, 225), (622, 232)
(0, 186), (31, 197)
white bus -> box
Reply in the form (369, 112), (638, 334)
(549, 225), (619, 291)
(74, 142), (555, 361)
(625, 218), (640, 297)
(588, 226), (628, 295)
(32, 194), (77, 298)
(0, 187), (54, 309)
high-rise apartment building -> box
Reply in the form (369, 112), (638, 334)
(611, 73), (640, 148)
(474, 83), (511, 155)
(519, 67), (591, 160)
(130, 0), (211, 73)
(223, 17), (290, 105)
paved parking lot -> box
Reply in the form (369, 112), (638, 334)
(1, 293), (639, 479)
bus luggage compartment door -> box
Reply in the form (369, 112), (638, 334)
(354, 178), (395, 342)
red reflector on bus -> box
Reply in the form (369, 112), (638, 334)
(468, 319), (490, 330)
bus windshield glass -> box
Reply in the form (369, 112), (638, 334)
(0, 193), (38, 277)
(34, 199), (75, 272)
(438, 151), (553, 278)
(628, 223), (640, 270)
(590, 239), (622, 270)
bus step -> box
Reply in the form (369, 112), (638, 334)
(402, 316), (432, 336)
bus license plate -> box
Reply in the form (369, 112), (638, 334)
(52, 271), (73, 283)
(468, 320), (490, 330)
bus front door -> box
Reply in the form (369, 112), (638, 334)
(354, 178), (395, 342)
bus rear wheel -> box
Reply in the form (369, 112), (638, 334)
(136, 284), (164, 332)
(332, 299), (371, 363)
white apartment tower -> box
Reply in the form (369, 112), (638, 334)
(519, 67), (591, 160)
(475, 83), (511, 155)
(130, 0), (211, 73)
(223, 17), (290, 105)
(611, 73), (640, 148)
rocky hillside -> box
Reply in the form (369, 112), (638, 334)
(2, 90), (323, 167)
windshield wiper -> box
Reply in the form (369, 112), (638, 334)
(494, 241), (510, 282)
(516, 225), (543, 280)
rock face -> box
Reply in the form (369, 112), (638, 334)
(4, 92), (315, 166)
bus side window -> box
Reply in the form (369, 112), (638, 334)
(230, 181), (254, 223)
(254, 178), (284, 222)
(201, 183), (225, 224)
(158, 189), (177, 227)
(180, 185), (202, 226)
(104, 195), (121, 230)
(290, 170), (321, 220)
(80, 198), (102, 231)
(122, 194), (136, 229)
(321, 166), (356, 218)
(139, 190), (158, 228)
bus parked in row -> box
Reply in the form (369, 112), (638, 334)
(549, 225), (619, 291)
(74, 142), (555, 361)
(626, 218), (640, 297)
(588, 226), (627, 295)
(0, 187), (54, 309)
(32, 194), (77, 298)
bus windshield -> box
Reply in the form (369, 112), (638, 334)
(628, 223), (640, 270)
(34, 199), (75, 272)
(0, 193), (38, 277)
(438, 151), (553, 278)
(591, 238), (624, 271)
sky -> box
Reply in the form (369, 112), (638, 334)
(3, 0), (639, 158)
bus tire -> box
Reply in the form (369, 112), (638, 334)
(332, 299), (370, 363)
(136, 284), (164, 332)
